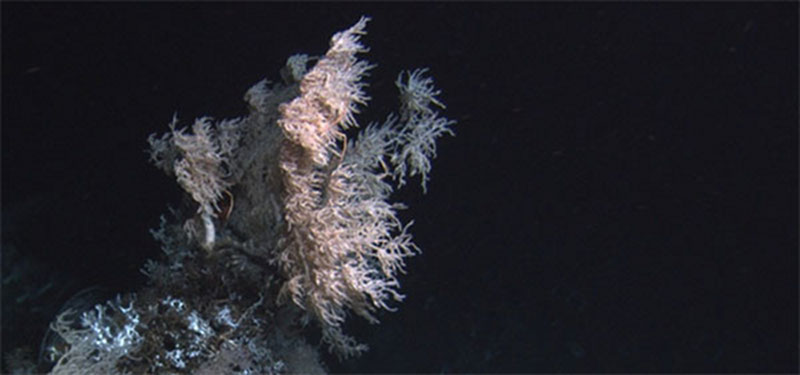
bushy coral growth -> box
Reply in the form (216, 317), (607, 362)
(44, 16), (453, 373)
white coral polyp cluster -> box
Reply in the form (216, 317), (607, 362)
(276, 16), (455, 357)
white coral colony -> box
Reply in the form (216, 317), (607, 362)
(47, 17), (454, 374)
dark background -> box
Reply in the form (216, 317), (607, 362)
(2, 3), (797, 373)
